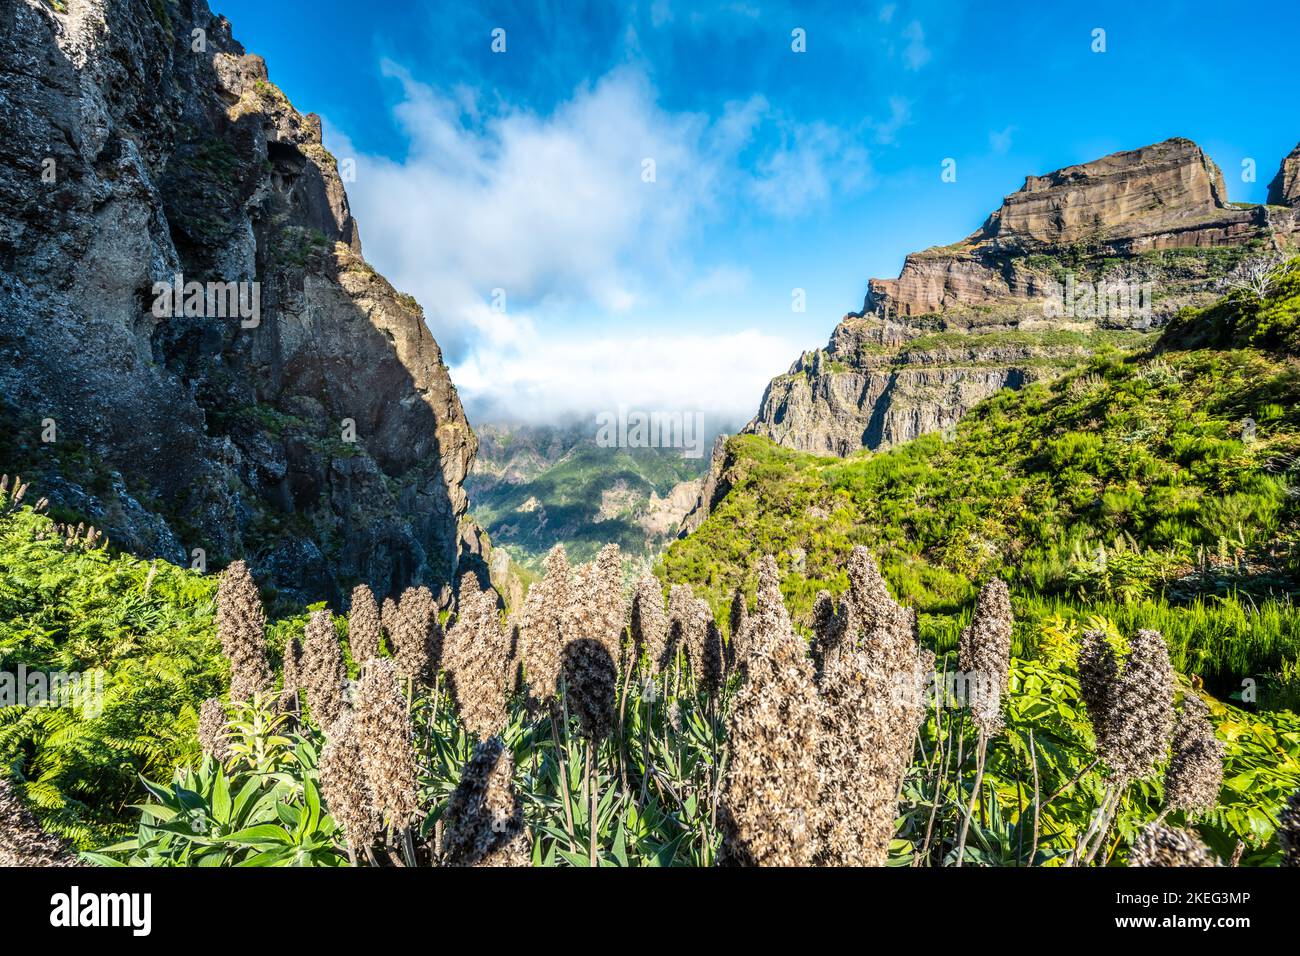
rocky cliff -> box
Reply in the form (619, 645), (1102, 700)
(0, 0), (476, 605)
(1270, 142), (1300, 208)
(745, 138), (1300, 459)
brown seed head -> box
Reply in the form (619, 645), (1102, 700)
(215, 560), (273, 702)
(520, 545), (570, 700)
(565, 545), (627, 671)
(354, 657), (420, 827)
(443, 589), (512, 740)
(392, 586), (436, 683)
(380, 597), (399, 641)
(630, 575), (668, 675)
(1129, 824), (1218, 867)
(197, 697), (229, 761)
(1081, 629), (1174, 783)
(301, 609), (347, 728)
(440, 736), (531, 867)
(0, 776), (78, 867)
(719, 555), (821, 866)
(814, 549), (931, 866)
(348, 584), (383, 664)
(562, 638), (617, 741)
(726, 587), (748, 670)
(319, 710), (380, 850)
(957, 578), (1013, 736)
(1164, 692), (1224, 816)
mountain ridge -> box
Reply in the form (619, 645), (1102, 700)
(739, 137), (1300, 463)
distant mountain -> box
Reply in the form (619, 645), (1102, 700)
(467, 422), (710, 572)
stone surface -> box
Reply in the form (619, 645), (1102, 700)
(866, 138), (1298, 321)
(1268, 141), (1300, 207)
(0, 0), (476, 604)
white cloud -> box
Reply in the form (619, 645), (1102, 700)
(327, 64), (729, 360)
(878, 3), (897, 24)
(687, 264), (752, 298)
(873, 95), (912, 144)
(989, 125), (1015, 154)
(322, 65), (868, 425)
(452, 328), (800, 427)
(902, 21), (931, 70)
(751, 121), (873, 216)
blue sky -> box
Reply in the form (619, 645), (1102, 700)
(214, 0), (1300, 427)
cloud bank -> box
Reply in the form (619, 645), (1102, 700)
(324, 64), (870, 424)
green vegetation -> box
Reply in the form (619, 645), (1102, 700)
(661, 268), (1300, 707)
(469, 440), (707, 571)
(78, 546), (1300, 867)
(271, 226), (331, 269)
(900, 328), (1153, 354)
(0, 501), (312, 848)
(394, 292), (422, 315)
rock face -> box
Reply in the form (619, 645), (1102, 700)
(867, 139), (1296, 322)
(745, 138), (1300, 459)
(0, 0), (476, 604)
(1268, 142), (1300, 208)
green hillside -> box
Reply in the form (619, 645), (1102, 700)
(662, 262), (1300, 708)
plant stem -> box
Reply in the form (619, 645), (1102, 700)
(955, 727), (988, 867)
(586, 739), (597, 867)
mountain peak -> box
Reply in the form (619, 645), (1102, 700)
(744, 138), (1300, 459)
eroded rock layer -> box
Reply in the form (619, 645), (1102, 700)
(745, 138), (1300, 459)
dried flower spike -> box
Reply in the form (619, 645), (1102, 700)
(719, 555), (821, 866)
(520, 545), (570, 700)
(440, 736), (531, 867)
(198, 697), (229, 762)
(216, 560), (273, 703)
(443, 589), (511, 740)
(1129, 824), (1218, 867)
(392, 586), (435, 683)
(1164, 691), (1224, 816)
(630, 575), (668, 675)
(1080, 629), (1174, 783)
(354, 657), (420, 827)
(0, 777), (78, 867)
(348, 584), (383, 665)
(957, 578), (1013, 736)
(562, 638), (617, 741)
(319, 710), (380, 852)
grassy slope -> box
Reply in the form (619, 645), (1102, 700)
(662, 268), (1300, 707)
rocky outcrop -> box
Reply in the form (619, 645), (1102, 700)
(867, 140), (1297, 323)
(0, 0), (476, 604)
(1268, 142), (1300, 208)
(744, 138), (1300, 460)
